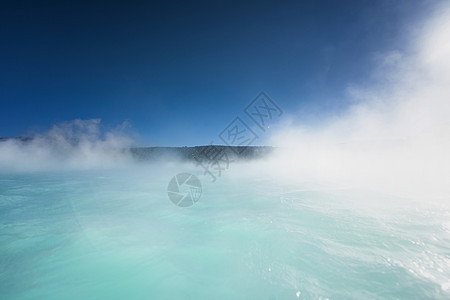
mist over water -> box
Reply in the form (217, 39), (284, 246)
(1, 3), (450, 300)
(264, 2), (450, 203)
(2, 165), (450, 299)
(0, 119), (134, 172)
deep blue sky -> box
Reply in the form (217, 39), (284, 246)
(0, 0), (431, 146)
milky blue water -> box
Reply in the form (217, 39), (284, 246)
(1, 167), (450, 299)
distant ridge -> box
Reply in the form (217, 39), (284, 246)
(0, 136), (33, 142)
(130, 145), (274, 161)
(0, 137), (274, 161)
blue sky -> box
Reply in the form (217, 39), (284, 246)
(0, 0), (431, 146)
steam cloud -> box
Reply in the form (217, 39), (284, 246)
(1, 2), (449, 204)
(0, 119), (133, 172)
(262, 2), (450, 202)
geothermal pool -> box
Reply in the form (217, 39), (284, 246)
(1, 165), (450, 299)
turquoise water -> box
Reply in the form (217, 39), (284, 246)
(1, 166), (450, 299)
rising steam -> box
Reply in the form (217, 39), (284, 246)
(262, 2), (450, 202)
(0, 119), (133, 172)
(1, 3), (449, 204)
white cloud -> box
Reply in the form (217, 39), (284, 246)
(264, 2), (450, 202)
(0, 119), (134, 172)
